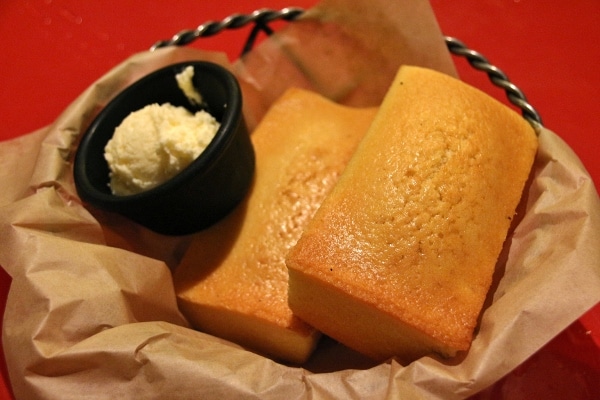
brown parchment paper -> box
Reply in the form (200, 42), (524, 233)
(1, 1), (599, 399)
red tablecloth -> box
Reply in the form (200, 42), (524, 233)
(1, 1), (598, 399)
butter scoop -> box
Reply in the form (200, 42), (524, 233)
(104, 103), (219, 196)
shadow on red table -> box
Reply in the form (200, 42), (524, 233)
(472, 303), (600, 399)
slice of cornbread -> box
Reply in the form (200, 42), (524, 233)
(286, 66), (538, 363)
(174, 88), (377, 364)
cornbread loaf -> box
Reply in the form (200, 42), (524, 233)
(174, 88), (377, 364)
(286, 65), (539, 363)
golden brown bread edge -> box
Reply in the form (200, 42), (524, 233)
(286, 65), (539, 363)
(174, 88), (377, 364)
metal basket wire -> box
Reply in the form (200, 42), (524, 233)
(151, 7), (542, 127)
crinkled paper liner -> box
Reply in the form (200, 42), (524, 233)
(1, 0), (599, 399)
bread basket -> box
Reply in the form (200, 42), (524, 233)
(4, 5), (599, 400)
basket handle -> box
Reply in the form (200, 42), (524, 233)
(151, 8), (542, 127)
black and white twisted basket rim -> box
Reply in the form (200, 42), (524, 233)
(150, 7), (542, 127)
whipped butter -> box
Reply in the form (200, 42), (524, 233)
(176, 66), (203, 105)
(104, 103), (219, 195)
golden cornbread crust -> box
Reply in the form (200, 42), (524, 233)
(286, 66), (538, 363)
(174, 88), (377, 364)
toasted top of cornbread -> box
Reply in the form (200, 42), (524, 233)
(286, 65), (538, 358)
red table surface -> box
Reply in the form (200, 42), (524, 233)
(1, 1), (599, 399)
